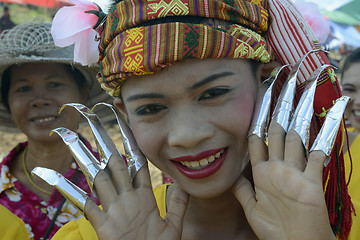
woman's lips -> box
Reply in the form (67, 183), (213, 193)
(170, 148), (227, 179)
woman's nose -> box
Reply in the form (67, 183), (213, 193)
(30, 90), (52, 108)
(167, 112), (214, 148)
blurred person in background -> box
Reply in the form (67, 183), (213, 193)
(0, 22), (112, 239)
(341, 47), (360, 239)
(0, 6), (15, 33)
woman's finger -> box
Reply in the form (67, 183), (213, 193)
(267, 121), (286, 161)
(304, 150), (326, 183)
(284, 130), (306, 170)
(93, 168), (119, 211)
(163, 184), (189, 235)
(132, 162), (152, 189)
(84, 198), (107, 230)
(248, 135), (268, 166)
(232, 176), (256, 214)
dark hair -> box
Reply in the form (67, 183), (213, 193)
(1, 63), (88, 111)
(341, 48), (360, 80)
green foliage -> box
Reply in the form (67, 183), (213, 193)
(4, 4), (56, 25)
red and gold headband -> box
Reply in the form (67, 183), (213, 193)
(98, 0), (273, 97)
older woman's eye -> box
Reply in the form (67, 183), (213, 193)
(199, 87), (230, 100)
(136, 104), (166, 115)
(15, 86), (30, 93)
(49, 82), (63, 88)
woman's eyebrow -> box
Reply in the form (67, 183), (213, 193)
(189, 71), (234, 90)
(126, 93), (165, 102)
(342, 83), (355, 88)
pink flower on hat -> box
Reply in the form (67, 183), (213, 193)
(51, 0), (102, 66)
(294, 0), (330, 44)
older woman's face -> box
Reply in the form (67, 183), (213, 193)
(7, 63), (85, 143)
(342, 61), (360, 131)
(119, 58), (259, 198)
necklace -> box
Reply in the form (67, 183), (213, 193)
(22, 146), (52, 195)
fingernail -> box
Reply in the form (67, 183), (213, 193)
(272, 49), (326, 132)
(288, 65), (333, 153)
(93, 103), (147, 181)
(32, 167), (89, 215)
(51, 127), (101, 195)
(60, 103), (120, 169)
(248, 64), (289, 139)
(310, 96), (350, 166)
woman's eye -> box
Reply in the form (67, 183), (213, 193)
(136, 104), (166, 115)
(15, 86), (30, 93)
(199, 87), (230, 100)
(49, 82), (63, 88)
(342, 88), (355, 93)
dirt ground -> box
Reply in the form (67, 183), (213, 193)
(0, 124), (163, 188)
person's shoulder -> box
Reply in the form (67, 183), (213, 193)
(0, 204), (29, 239)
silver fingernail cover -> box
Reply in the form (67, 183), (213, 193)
(309, 96), (350, 166)
(272, 49), (326, 132)
(32, 167), (89, 215)
(60, 103), (120, 169)
(288, 65), (333, 153)
(248, 64), (289, 139)
(51, 127), (101, 195)
(93, 103), (147, 181)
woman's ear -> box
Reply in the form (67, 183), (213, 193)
(113, 97), (129, 123)
(257, 61), (282, 82)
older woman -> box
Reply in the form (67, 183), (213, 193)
(0, 22), (112, 239)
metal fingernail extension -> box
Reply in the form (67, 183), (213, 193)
(310, 96), (350, 166)
(248, 64), (289, 139)
(93, 103), (147, 181)
(288, 65), (333, 154)
(32, 167), (89, 215)
(59, 103), (120, 169)
(50, 127), (101, 195)
(272, 49), (326, 132)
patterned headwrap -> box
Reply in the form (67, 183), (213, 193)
(98, 0), (273, 97)
(51, 0), (354, 238)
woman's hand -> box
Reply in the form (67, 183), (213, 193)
(233, 123), (336, 240)
(84, 114), (189, 240)
(232, 61), (343, 240)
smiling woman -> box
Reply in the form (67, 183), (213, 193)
(0, 22), (112, 239)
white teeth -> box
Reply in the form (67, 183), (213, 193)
(36, 117), (55, 123)
(184, 161), (192, 167)
(191, 161), (200, 168)
(179, 149), (225, 169)
(199, 158), (208, 167)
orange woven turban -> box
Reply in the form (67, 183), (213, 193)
(98, 0), (273, 97)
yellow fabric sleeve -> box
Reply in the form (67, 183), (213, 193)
(0, 204), (29, 240)
(344, 132), (360, 240)
(52, 184), (168, 240)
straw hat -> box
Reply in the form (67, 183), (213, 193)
(0, 22), (114, 132)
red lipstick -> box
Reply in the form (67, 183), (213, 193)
(170, 148), (227, 179)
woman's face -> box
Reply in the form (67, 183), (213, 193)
(342, 61), (360, 131)
(7, 63), (86, 143)
(119, 58), (259, 198)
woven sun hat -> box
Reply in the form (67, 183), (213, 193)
(0, 22), (114, 132)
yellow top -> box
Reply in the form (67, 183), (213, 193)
(52, 184), (168, 240)
(344, 131), (360, 240)
(0, 204), (29, 239)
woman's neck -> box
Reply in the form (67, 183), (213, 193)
(11, 138), (75, 202)
(25, 139), (74, 174)
(179, 187), (257, 240)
